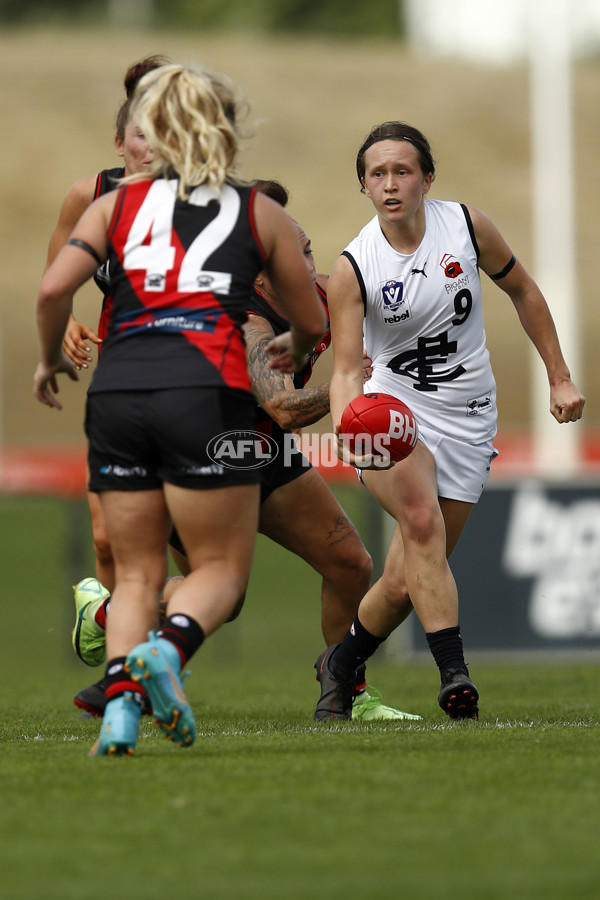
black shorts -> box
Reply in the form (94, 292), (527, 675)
(86, 387), (262, 492)
(258, 429), (311, 503)
(168, 426), (311, 555)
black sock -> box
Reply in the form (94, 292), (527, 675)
(159, 614), (205, 666)
(425, 626), (468, 681)
(104, 656), (146, 707)
(329, 616), (385, 681)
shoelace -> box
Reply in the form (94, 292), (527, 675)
(353, 686), (384, 709)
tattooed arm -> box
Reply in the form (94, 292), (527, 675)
(244, 313), (330, 429)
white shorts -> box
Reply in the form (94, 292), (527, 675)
(358, 425), (497, 503)
(417, 423), (498, 503)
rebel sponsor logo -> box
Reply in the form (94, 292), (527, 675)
(383, 309), (411, 325)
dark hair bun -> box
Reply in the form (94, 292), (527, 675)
(124, 54), (170, 98)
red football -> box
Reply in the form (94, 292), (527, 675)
(340, 393), (419, 463)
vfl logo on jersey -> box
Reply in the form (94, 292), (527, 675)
(440, 253), (463, 279)
(381, 278), (411, 325)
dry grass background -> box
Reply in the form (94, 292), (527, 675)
(1, 27), (599, 446)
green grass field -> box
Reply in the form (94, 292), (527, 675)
(1, 495), (599, 899)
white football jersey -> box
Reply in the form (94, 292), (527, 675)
(343, 199), (497, 443)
